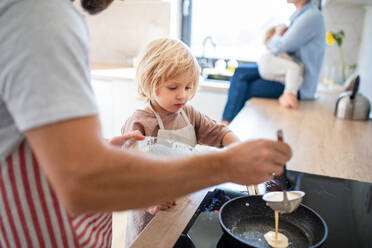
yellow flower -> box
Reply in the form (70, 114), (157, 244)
(326, 32), (336, 45)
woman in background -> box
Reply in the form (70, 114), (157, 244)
(221, 0), (325, 125)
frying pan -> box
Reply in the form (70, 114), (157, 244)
(219, 195), (327, 248)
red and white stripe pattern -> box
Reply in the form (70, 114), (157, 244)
(0, 142), (112, 248)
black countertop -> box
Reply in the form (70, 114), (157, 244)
(174, 170), (372, 248)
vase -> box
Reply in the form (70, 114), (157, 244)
(338, 46), (346, 83)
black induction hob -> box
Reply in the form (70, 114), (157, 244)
(173, 170), (372, 248)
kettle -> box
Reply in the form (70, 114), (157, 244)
(334, 75), (371, 120)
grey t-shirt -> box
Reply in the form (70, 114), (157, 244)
(0, 0), (98, 159)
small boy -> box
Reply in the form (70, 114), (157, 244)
(122, 38), (238, 247)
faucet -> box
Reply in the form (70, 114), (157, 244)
(201, 36), (216, 58)
(199, 36), (216, 76)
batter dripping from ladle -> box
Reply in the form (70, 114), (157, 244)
(264, 210), (289, 248)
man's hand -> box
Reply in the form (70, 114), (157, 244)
(279, 92), (298, 109)
(108, 130), (145, 147)
(221, 139), (292, 185)
(146, 200), (176, 215)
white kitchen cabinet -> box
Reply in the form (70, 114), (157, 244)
(189, 87), (228, 122)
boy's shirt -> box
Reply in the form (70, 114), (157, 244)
(122, 105), (230, 147)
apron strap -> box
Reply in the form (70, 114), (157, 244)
(180, 109), (191, 125)
(147, 102), (191, 129)
(147, 102), (165, 129)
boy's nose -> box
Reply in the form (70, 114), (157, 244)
(177, 89), (186, 99)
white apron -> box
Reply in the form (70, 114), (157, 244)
(125, 104), (198, 247)
(148, 102), (197, 147)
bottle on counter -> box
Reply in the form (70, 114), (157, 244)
(215, 59), (227, 74)
(227, 59), (239, 74)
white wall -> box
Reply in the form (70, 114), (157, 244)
(358, 6), (372, 105)
(80, 1), (368, 81)
(321, 3), (365, 83)
(75, 0), (175, 66)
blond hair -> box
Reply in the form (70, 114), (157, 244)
(264, 27), (276, 44)
(136, 38), (200, 101)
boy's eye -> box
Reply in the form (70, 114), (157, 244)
(185, 86), (192, 91)
(168, 87), (176, 90)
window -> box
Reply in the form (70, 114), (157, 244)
(183, 0), (295, 62)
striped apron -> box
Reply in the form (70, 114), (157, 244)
(0, 142), (112, 248)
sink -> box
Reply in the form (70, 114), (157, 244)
(206, 73), (231, 81)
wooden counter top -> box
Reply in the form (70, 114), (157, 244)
(229, 92), (372, 183)
(129, 92), (371, 248)
(131, 189), (210, 248)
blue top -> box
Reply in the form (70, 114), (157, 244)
(268, 2), (325, 99)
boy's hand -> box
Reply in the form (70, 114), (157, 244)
(108, 130), (145, 147)
(275, 26), (288, 36)
(146, 200), (176, 215)
(279, 93), (298, 109)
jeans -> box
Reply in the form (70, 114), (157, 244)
(222, 64), (285, 122)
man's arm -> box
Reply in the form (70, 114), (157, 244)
(25, 116), (291, 215)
